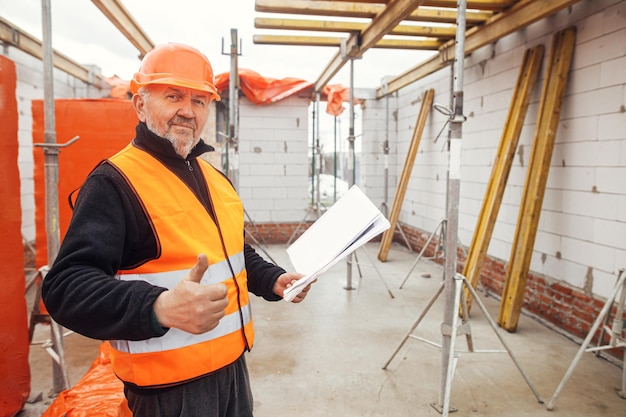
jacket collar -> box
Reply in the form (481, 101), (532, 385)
(132, 122), (214, 162)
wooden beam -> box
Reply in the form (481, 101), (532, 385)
(462, 45), (544, 314)
(376, 0), (584, 98)
(91, 0), (154, 58)
(0, 17), (104, 87)
(255, 0), (493, 25)
(420, 0), (516, 10)
(254, 34), (442, 49)
(330, 0), (516, 8)
(498, 27), (576, 332)
(255, 17), (457, 38)
(315, 0), (427, 91)
(378, 89), (435, 261)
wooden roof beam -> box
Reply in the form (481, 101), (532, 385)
(255, 0), (493, 25)
(0, 17), (104, 87)
(253, 34), (442, 50)
(330, 0), (516, 10)
(255, 17), (457, 39)
(377, 0), (584, 98)
(91, 0), (154, 58)
(314, 0), (427, 91)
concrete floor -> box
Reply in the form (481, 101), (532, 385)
(22, 243), (625, 416)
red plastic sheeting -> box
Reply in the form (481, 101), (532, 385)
(42, 342), (131, 417)
(214, 68), (313, 105)
(32, 99), (138, 268)
(0, 54), (31, 417)
(322, 84), (353, 116)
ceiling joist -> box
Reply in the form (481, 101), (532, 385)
(0, 17), (104, 86)
(91, 0), (154, 58)
(328, 0), (516, 9)
(255, 17), (457, 39)
(314, 0), (428, 91)
(255, 0), (494, 25)
(254, 0), (584, 96)
(378, 0), (583, 97)
(254, 34), (442, 50)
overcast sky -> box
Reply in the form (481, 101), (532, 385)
(1, 0), (434, 89)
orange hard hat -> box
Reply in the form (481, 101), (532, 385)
(130, 43), (220, 101)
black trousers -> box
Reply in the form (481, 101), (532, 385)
(124, 355), (253, 417)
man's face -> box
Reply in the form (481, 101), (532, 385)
(133, 84), (211, 158)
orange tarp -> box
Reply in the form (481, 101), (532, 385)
(42, 342), (131, 417)
(32, 99), (138, 268)
(0, 54), (31, 417)
(322, 84), (353, 116)
(214, 68), (312, 105)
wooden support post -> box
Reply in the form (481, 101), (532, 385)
(378, 88), (434, 262)
(498, 27), (577, 331)
(462, 45), (544, 314)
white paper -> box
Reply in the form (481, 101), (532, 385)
(283, 185), (390, 302)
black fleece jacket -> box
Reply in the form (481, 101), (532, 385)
(42, 122), (285, 342)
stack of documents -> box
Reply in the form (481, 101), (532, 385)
(283, 185), (390, 302)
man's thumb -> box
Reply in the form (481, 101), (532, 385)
(186, 254), (209, 283)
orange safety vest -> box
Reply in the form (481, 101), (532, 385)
(106, 144), (254, 388)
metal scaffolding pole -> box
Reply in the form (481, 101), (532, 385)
(40, 0), (69, 395)
(344, 58), (356, 290)
(225, 28), (240, 190)
(437, 0), (467, 413)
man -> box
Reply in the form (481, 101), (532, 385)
(42, 42), (312, 417)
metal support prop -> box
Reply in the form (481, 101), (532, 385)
(40, 0), (69, 395)
(333, 115), (338, 203)
(384, 3), (542, 414)
(437, 1), (467, 412)
(382, 84), (390, 218)
(547, 268), (626, 410)
(226, 28), (240, 190)
(315, 92), (322, 217)
(344, 58), (356, 291)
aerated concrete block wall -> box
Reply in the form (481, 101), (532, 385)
(238, 95), (310, 227)
(361, 0), (626, 338)
(359, 92), (399, 216)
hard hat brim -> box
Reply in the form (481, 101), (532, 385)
(130, 77), (221, 101)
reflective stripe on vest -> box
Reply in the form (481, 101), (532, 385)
(106, 144), (254, 387)
(110, 302), (251, 354)
(117, 252), (245, 289)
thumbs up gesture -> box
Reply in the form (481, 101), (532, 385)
(153, 254), (229, 334)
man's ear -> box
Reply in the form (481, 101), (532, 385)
(133, 94), (146, 122)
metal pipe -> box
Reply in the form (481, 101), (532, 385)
(382, 91), (390, 217)
(345, 58), (356, 290)
(333, 115), (338, 203)
(438, 0), (467, 413)
(41, 0), (69, 394)
(315, 92), (321, 217)
(310, 94), (317, 207)
(228, 28), (240, 190)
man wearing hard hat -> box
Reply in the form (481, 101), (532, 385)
(43, 42), (313, 417)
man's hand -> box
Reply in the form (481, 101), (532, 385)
(153, 254), (228, 334)
(273, 272), (314, 303)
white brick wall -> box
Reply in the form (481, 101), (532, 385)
(238, 95), (310, 223)
(361, 0), (626, 300)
